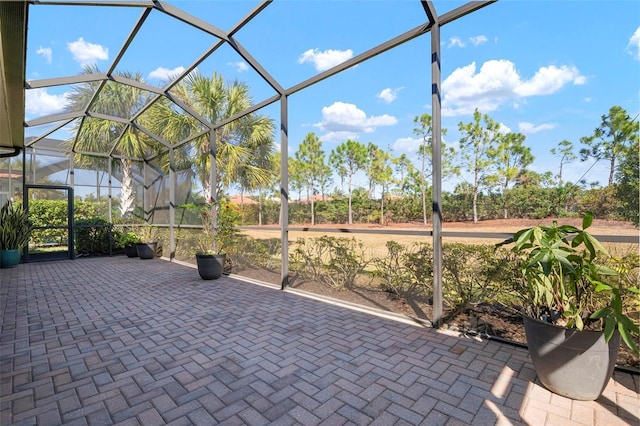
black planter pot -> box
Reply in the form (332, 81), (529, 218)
(523, 314), (620, 400)
(136, 242), (158, 259)
(196, 253), (225, 280)
(124, 244), (138, 258)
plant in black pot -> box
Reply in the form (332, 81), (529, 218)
(117, 231), (141, 257)
(0, 201), (33, 268)
(497, 212), (639, 400)
(196, 198), (239, 280)
(135, 225), (159, 259)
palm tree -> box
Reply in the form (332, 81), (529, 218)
(161, 71), (276, 201)
(64, 66), (158, 218)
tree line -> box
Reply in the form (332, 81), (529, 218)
(59, 67), (638, 226)
(282, 105), (638, 226)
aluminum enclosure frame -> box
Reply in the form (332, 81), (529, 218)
(12, 0), (498, 325)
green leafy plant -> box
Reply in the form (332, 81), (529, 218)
(372, 241), (433, 299)
(497, 212), (639, 354)
(116, 231), (141, 248)
(291, 235), (371, 290)
(0, 202), (33, 250)
(198, 198), (240, 255)
(75, 217), (113, 256)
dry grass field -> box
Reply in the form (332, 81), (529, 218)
(240, 217), (639, 258)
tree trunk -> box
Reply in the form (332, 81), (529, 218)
(120, 159), (135, 218)
(421, 149), (427, 225)
(608, 155), (615, 186)
(348, 174), (353, 225)
(503, 184), (508, 219)
(258, 193), (263, 226)
(310, 188), (315, 226)
(380, 190), (384, 225)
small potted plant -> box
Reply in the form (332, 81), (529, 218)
(0, 201), (33, 268)
(135, 224), (159, 259)
(116, 231), (141, 257)
(497, 212), (639, 400)
(196, 197), (239, 280)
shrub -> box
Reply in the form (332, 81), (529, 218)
(372, 241), (433, 299)
(75, 217), (113, 256)
(291, 235), (371, 290)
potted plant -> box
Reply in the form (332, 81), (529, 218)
(497, 212), (639, 400)
(135, 224), (158, 259)
(196, 198), (239, 280)
(117, 231), (141, 257)
(0, 201), (33, 268)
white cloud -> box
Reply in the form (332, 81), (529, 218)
(36, 46), (52, 64)
(314, 102), (397, 138)
(469, 35), (488, 46)
(67, 37), (108, 67)
(25, 88), (69, 117)
(320, 131), (360, 143)
(626, 27), (640, 60)
(377, 87), (402, 104)
(442, 59), (585, 116)
(448, 37), (465, 48)
(228, 61), (249, 72)
(515, 64), (584, 96)
(392, 137), (421, 154)
(497, 123), (512, 134)
(297, 48), (353, 72)
(518, 122), (557, 134)
(148, 66), (185, 81)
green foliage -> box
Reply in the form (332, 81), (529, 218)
(576, 186), (621, 219)
(442, 243), (512, 310)
(75, 218), (113, 256)
(115, 231), (140, 248)
(372, 241), (433, 299)
(231, 236), (281, 271)
(0, 202), (33, 250)
(615, 136), (639, 226)
(198, 199), (241, 254)
(497, 213), (639, 354)
(580, 105), (637, 186)
(291, 236), (371, 290)
(329, 139), (369, 224)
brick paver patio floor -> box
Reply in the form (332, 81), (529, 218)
(1, 257), (638, 425)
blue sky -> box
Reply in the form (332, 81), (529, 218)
(24, 1), (640, 193)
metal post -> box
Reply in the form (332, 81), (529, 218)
(280, 95), (289, 290)
(69, 154), (74, 189)
(108, 157), (112, 223)
(431, 21), (443, 326)
(169, 147), (176, 260)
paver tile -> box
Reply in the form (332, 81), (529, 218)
(0, 258), (637, 426)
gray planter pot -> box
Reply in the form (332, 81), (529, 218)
(136, 242), (158, 259)
(196, 254), (225, 280)
(523, 314), (620, 400)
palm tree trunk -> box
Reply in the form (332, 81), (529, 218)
(120, 159), (135, 218)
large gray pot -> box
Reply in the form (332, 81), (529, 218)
(196, 253), (225, 280)
(523, 314), (620, 400)
(136, 242), (158, 259)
